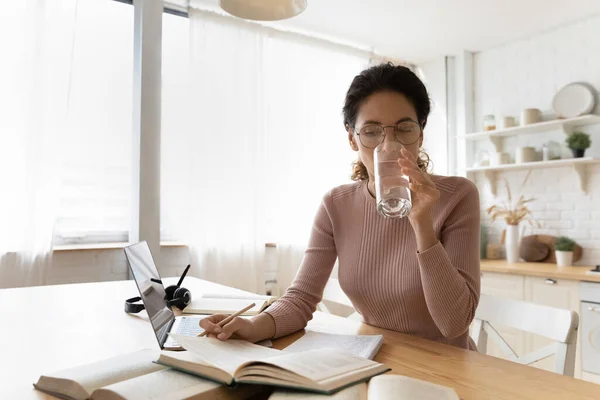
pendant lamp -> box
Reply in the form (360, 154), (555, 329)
(219, 0), (307, 21)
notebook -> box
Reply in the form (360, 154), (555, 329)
(156, 334), (390, 395)
(182, 293), (277, 316)
(268, 375), (459, 400)
(283, 330), (384, 360)
(33, 349), (263, 400)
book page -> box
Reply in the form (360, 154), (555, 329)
(201, 292), (275, 302)
(36, 349), (162, 397)
(168, 334), (282, 376)
(368, 375), (459, 400)
(182, 298), (266, 315)
(92, 368), (222, 400)
(256, 348), (377, 382)
(283, 331), (383, 360)
(269, 383), (367, 400)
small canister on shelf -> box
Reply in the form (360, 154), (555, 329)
(542, 144), (550, 161)
(483, 114), (496, 131)
(521, 108), (541, 125)
(515, 146), (537, 163)
(491, 152), (510, 166)
(498, 116), (517, 129)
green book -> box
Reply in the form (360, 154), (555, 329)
(157, 334), (390, 395)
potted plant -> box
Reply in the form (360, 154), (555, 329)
(555, 236), (576, 268)
(565, 132), (591, 158)
(486, 173), (538, 263)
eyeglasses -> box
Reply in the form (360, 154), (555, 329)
(354, 120), (421, 148)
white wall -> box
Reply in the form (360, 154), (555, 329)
(473, 15), (600, 266)
(418, 57), (449, 175)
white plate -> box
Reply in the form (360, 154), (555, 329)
(552, 82), (595, 118)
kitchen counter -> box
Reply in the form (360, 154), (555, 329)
(481, 259), (600, 283)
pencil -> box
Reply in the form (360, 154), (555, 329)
(197, 302), (256, 337)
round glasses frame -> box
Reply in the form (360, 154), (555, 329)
(353, 121), (422, 149)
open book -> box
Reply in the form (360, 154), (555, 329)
(33, 349), (263, 400)
(182, 293), (277, 316)
(268, 375), (459, 400)
(283, 330), (384, 360)
(157, 334), (390, 395)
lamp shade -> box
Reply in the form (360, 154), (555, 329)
(219, 0), (307, 21)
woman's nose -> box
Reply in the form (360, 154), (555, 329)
(383, 127), (399, 144)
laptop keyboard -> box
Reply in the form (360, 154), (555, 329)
(175, 316), (204, 336)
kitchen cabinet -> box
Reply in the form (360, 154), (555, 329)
(525, 276), (580, 311)
(478, 271), (583, 378)
(481, 271), (525, 299)
(524, 276), (581, 377)
(479, 271), (527, 362)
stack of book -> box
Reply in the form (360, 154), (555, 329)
(33, 331), (458, 400)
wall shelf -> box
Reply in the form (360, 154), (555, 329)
(465, 157), (600, 195)
(457, 114), (600, 152)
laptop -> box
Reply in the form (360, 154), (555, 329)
(124, 241), (204, 350)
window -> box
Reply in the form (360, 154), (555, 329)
(53, 1), (191, 245)
(160, 10), (369, 248)
(53, 0), (134, 244)
(160, 11), (191, 242)
(3, 0), (370, 247)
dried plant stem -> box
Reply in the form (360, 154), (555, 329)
(486, 171), (538, 227)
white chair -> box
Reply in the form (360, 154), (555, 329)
(318, 278), (362, 321)
(471, 294), (579, 376)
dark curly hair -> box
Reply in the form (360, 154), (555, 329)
(343, 62), (432, 181)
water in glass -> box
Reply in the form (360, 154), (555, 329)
(374, 142), (412, 218)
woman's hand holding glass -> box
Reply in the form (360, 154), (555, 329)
(397, 147), (440, 222)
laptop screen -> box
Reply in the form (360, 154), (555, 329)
(124, 241), (174, 348)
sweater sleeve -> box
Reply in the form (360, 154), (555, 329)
(264, 192), (338, 338)
(416, 179), (481, 338)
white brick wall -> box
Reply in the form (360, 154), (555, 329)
(474, 16), (600, 125)
(473, 15), (600, 266)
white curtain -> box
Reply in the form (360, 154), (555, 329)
(0, 0), (77, 288)
(161, 10), (368, 293)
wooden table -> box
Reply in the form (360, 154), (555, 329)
(2, 278), (600, 399)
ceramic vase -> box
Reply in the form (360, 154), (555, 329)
(505, 225), (520, 263)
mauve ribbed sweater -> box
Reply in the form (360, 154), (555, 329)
(265, 176), (481, 350)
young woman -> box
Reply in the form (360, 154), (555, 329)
(200, 63), (481, 350)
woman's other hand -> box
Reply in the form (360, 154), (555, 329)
(199, 314), (256, 341)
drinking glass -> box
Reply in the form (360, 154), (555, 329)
(373, 141), (412, 218)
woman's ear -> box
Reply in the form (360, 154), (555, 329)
(347, 125), (359, 151)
